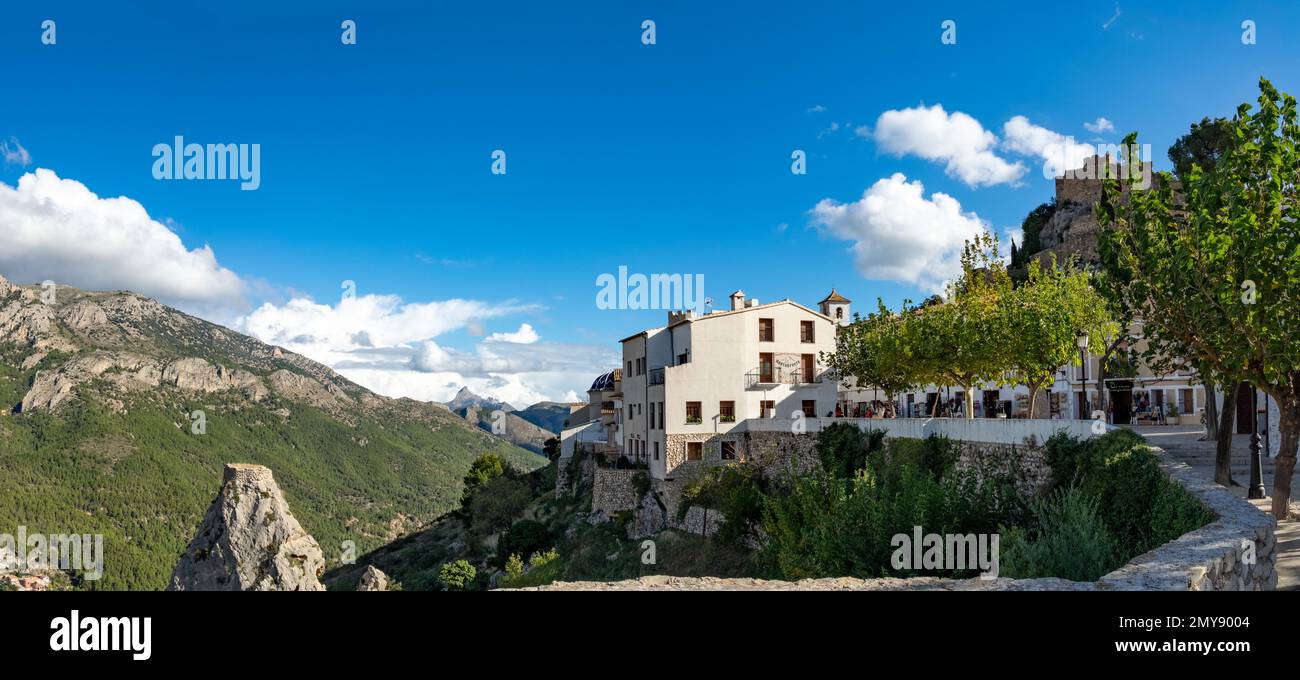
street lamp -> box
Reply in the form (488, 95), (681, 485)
(1077, 331), (1090, 419)
(1248, 384), (1266, 499)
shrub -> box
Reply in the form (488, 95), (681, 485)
(438, 560), (476, 590)
(1042, 430), (1213, 562)
(816, 422), (884, 478)
(631, 471), (652, 498)
(504, 554), (524, 580)
(677, 464), (767, 545)
(1000, 486), (1116, 581)
(496, 519), (550, 566)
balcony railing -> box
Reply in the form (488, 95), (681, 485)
(648, 367), (665, 385)
(744, 367), (824, 388)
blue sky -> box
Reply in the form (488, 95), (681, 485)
(2, 1), (1297, 405)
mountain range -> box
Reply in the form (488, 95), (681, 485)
(0, 274), (544, 590)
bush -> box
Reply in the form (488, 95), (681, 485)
(1000, 486), (1116, 581)
(438, 560), (476, 590)
(816, 422), (885, 478)
(677, 464), (767, 546)
(1042, 430), (1213, 562)
(758, 453), (1021, 580)
(496, 519), (550, 566)
(504, 554), (524, 580)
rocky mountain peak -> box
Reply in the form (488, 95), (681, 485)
(167, 463), (326, 591)
(446, 386), (516, 413)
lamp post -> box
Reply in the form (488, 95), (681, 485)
(1077, 331), (1090, 420)
(1248, 384), (1266, 499)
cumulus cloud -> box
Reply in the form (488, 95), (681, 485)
(238, 295), (605, 406)
(1083, 117), (1115, 134)
(2, 137), (31, 166)
(486, 323), (540, 344)
(869, 104), (1026, 187)
(810, 173), (989, 293)
(0, 168), (245, 313)
(1002, 116), (1097, 180)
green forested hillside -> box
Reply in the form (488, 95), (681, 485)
(0, 382), (540, 590)
(0, 278), (544, 590)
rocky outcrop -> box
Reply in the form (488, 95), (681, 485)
(168, 463), (326, 591)
(161, 357), (264, 398)
(357, 565), (390, 591)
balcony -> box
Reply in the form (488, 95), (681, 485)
(648, 367), (665, 386)
(744, 367), (824, 388)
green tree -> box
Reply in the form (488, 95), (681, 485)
(1006, 256), (1116, 418)
(461, 452), (506, 505)
(911, 232), (1014, 418)
(1098, 78), (1300, 518)
(437, 559), (476, 590)
(824, 300), (921, 407)
(1168, 116), (1233, 183)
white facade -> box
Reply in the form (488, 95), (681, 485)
(621, 292), (838, 479)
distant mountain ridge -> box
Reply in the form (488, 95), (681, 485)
(445, 386), (516, 413)
(514, 401), (583, 433)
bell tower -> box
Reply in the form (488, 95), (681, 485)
(818, 289), (851, 326)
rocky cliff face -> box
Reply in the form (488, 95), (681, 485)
(356, 565), (390, 591)
(168, 464), (326, 591)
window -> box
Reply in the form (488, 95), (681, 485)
(719, 401), (735, 422)
(659, 402), (664, 429)
(800, 320), (815, 343)
(801, 400), (816, 417)
(758, 318), (774, 342)
(654, 442), (659, 460)
(677, 352), (688, 365)
(721, 441), (736, 460)
(759, 352), (774, 383)
(760, 400), (775, 418)
(686, 442), (703, 461)
(801, 354), (815, 383)
(685, 401), (701, 424)
(627, 360), (632, 376)
(835, 307), (843, 319)
(649, 402), (655, 429)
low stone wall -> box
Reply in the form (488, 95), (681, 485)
(1097, 450), (1276, 591)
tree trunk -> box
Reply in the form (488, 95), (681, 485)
(1027, 384), (1041, 420)
(1203, 381), (1219, 441)
(1271, 397), (1299, 520)
(1215, 383), (1238, 487)
(964, 385), (975, 419)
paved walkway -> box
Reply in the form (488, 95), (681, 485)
(1130, 426), (1298, 590)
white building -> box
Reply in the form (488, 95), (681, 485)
(621, 290), (839, 480)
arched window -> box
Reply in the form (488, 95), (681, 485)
(835, 307), (843, 319)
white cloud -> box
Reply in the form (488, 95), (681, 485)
(486, 323), (540, 344)
(238, 295), (606, 406)
(0, 168), (245, 314)
(807, 104), (827, 113)
(1002, 116), (1097, 180)
(2, 137), (31, 166)
(869, 104), (1026, 187)
(1083, 117), (1115, 134)
(810, 173), (989, 293)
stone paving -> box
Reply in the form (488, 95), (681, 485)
(1130, 425), (1299, 590)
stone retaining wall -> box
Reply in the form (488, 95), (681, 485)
(541, 441), (1278, 591)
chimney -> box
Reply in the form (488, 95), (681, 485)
(730, 290), (745, 311)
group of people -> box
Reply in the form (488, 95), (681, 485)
(835, 401), (896, 419)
